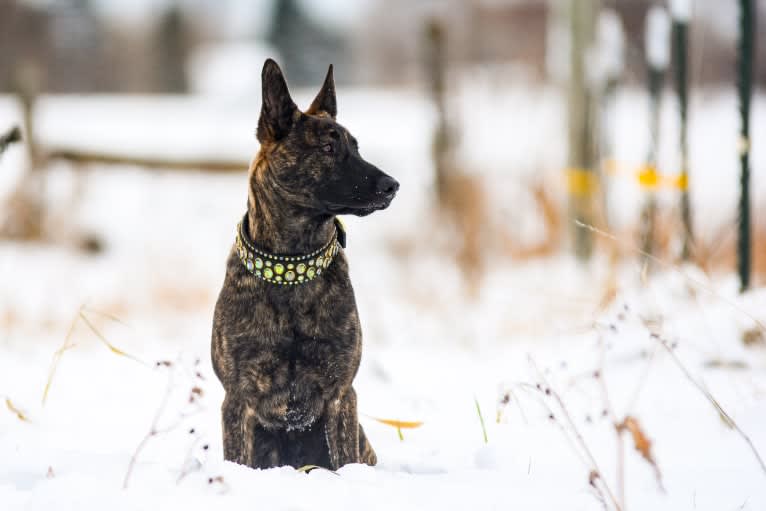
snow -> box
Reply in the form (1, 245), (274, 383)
(592, 9), (625, 85)
(187, 42), (279, 96)
(670, 0), (693, 23)
(645, 6), (672, 71)
(1, 87), (766, 510)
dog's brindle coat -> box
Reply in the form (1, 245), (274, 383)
(211, 59), (398, 470)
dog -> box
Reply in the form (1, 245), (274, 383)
(211, 59), (398, 470)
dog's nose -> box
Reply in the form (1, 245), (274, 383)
(376, 175), (400, 196)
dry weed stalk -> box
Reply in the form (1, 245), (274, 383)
(441, 172), (487, 295)
(496, 388), (528, 425)
(503, 182), (563, 260)
(524, 356), (623, 511)
(43, 305), (144, 404)
(691, 216), (766, 285)
(123, 357), (207, 489)
(595, 325), (665, 509)
(593, 343), (626, 509)
(4, 397), (29, 422)
(575, 220), (766, 333)
(643, 326), (766, 475)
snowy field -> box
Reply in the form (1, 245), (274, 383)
(1, 88), (765, 510)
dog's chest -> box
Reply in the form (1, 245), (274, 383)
(220, 256), (361, 378)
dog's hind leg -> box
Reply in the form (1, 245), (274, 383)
(358, 424), (377, 466)
(250, 424), (283, 469)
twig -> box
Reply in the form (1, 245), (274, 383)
(648, 331), (766, 475)
(575, 220), (766, 333)
(0, 126), (21, 156)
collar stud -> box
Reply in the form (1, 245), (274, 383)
(236, 213), (343, 286)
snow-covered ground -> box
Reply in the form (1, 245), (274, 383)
(1, 88), (765, 510)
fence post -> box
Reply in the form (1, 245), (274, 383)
(671, 1), (692, 260)
(640, 6), (670, 268)
(737, 0), (754, 292)
(424, 18), (450, 205)
(568, 0), (599, 260)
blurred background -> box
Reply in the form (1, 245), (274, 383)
(0, 0), (765, 343)
(1, 0), (765, 91)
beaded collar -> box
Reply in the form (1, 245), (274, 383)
(235, 213), (346, 286)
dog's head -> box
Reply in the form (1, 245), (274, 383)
(254, 59), (399, 217)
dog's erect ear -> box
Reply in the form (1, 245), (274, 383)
(257, 59), (299, 143)
(307, 64), (337, 119)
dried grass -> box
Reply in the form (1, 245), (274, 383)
(502, 181), (563, 260)
(441, 171), (488, 296)
(692, 217), (766, 286)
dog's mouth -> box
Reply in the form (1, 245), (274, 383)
(326, 192), (396, 217)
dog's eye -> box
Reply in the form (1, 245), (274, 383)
(322, 143), (334, 154)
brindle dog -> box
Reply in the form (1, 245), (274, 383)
(211, 59), (398, 470)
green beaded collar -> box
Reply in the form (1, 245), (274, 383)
(235, 214), (345, 286)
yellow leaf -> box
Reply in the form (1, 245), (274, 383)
(296, 465), (338, 476)
(369, 417), (424, 429)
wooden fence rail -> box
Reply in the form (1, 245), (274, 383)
(46, 148), (248, 173)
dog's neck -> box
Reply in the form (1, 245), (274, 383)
(247, 162), (335, 256)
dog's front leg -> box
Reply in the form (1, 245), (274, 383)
(223, 394), (284, 468)
(324, 388), (360, 469)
